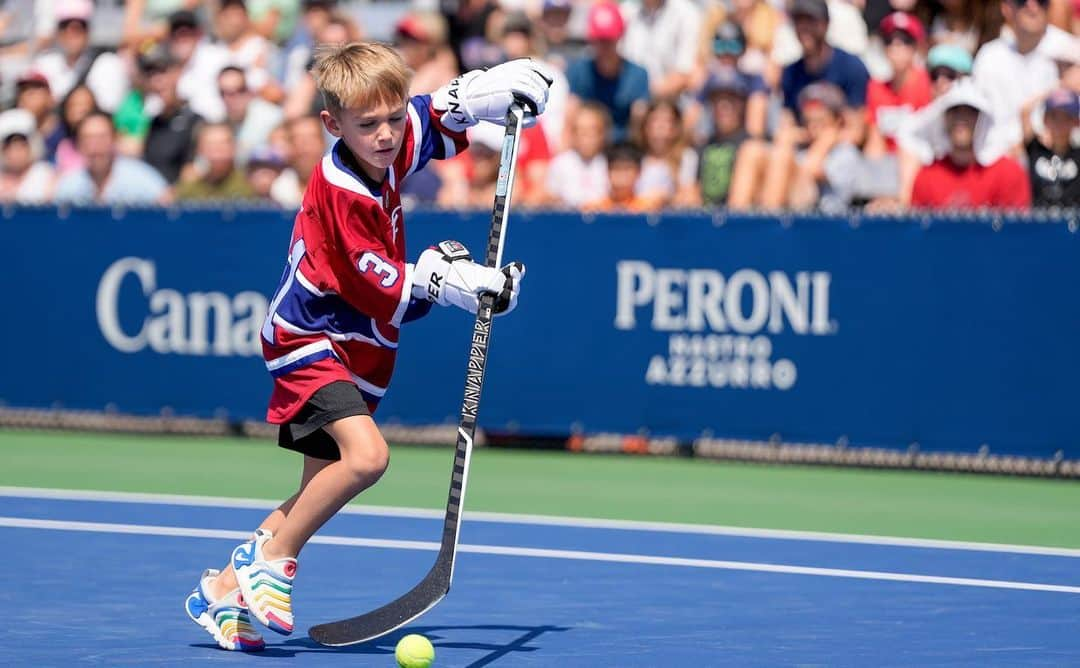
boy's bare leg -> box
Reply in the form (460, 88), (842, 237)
(208, 454), (332, 599)
(727, 140), (767, 210)
(261, 415), (389, 560)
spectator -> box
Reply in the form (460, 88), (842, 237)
(437, 121), (503, 208)
(864, 13), (933, 158)
(634, 98), (698, 207)
(213, 0), (281, 104)
(283, 12), (362, 119)
(245, 145), (287, 202)
(438, 117), (551, 208)
(1024, 88), (1079, 207)
(695, 68), (769, 208)
(168, 10), (230, 124)
(566, 2), (650, 144)
(53, 84), (98, 174)
(280, 0), (339, 92)
(917, 0), (1002, 54)
(121, 0), (202, 48)
(31, 0), (130, 113)
(394, 11), (458, 96)
(620, 0), (702, 99)
(927, 44), (974, 99)
(537, 0), (584, 72)
(780, 0), (870, 129)
(246, 0), (302, 45)
(585, 142), (662, 211)
(0, 109), (55, 204)
(703, 0), (786, 79)
(972, 0), (1078, 151)
(114, 46), (156, 158)
(218, 65), (284, 165)
(177, 122), (256, 200)
(141, 44), (203, 183)
(694, 21), (769, 141)
(271, 114), (325, 207)
(443, 0), (501, 71)
(545, 102), (611, 207)
(880, 43), (973, 207)
(13, 72), (61, 162)
(760, 0), (870, 208)
(909, 80), (1031, 209)
(54, 111), (169, 205)
(787, 82), (867, 211)
(498, 11), (570, 153)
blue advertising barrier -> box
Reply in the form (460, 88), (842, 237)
(3, 206), (1078, 457)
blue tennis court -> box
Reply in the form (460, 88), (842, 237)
(3, 488), (1078, 666)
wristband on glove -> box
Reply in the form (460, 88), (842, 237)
(410, 240), (525, 315)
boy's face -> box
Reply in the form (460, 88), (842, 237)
(945, 105), (979, 150)
(198, 126), (237, 178)
(2, 135), (32, 173)
(609, 159), (639, 199)
(1044, 108), (1078, 142)
(711, 92), (746, 135)
(885, 33), (916, 75)
(801, 102), (838, 141)
(572, 110), (606, 160)
(322, 99), (408, 182)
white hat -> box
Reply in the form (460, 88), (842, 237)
(894, 78), (1014, 166)
(55, 0), (94, 23)
(0, 109), (37, 143)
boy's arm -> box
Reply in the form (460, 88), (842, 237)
(329, 199), (525, 325)
(401, 59), (554, 177)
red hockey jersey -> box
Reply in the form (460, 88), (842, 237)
(262, 95), (468, 424)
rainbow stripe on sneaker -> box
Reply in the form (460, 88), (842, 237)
(185, 569), (265, 652)
(232, 530), (297, 635)
(246, 564), (296, 634)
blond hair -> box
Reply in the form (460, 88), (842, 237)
(311, 42), (412, 115)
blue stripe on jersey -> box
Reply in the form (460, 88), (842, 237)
(268, 348), (337, 378)
(275, 278), (395, 347)
(409, 95), (445, 169)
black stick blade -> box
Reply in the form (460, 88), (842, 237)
(308, 562), (450, 646)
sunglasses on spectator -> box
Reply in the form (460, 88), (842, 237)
(58, 18), (88, 31)
(885, 32), (917, 47)
(219, 87), (248, 97)
(931, 67), (961, 81)
(1007, 0), (1049, 7)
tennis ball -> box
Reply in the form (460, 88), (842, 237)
(395, 634), (435, 668)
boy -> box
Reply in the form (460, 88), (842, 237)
(184, 42), (551, 651)
(1025, 88), (1079, 208)
(863, 12), (931, 158)
(585, 142), (660, 212)
(544, 101), (611, 206)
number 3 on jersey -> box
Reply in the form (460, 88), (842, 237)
(357, 251), (400, 288)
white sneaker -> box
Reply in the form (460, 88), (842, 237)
(231, 529), (297, 635)
(184, 568), (265, 651)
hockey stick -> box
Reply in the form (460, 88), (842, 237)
(308, 102), (529, 647)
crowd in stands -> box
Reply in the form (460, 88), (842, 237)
(0, 0), (1076, 212)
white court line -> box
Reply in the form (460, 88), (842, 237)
(2, 515), (1079, 595)
(2, 485), (1079, 558)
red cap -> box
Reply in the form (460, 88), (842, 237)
(587, 2), (624, 42)
(879, 12), (925, 44)
(16, 71), (50, 90)
(395, 15), (429, 41)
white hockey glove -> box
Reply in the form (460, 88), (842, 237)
(411, 240), (525, 316)
(432, 59), (554, 132)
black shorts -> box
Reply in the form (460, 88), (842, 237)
(278, 381), (370, 461)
